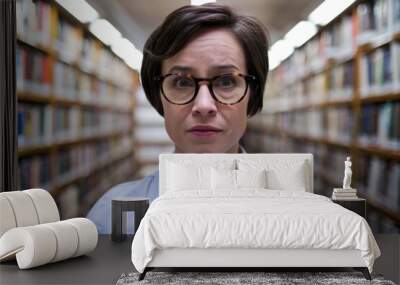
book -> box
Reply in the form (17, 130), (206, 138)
(53, 61), (78, 100)
(357, 0), (400, 44)
(332, 192), (358, 197)
(374, 0), (390, 33)
(377, 102), (393, 147)
(382, 45), (392, 87)
(334, 188), (357, 193)
(367, 157), (388, 202)
(359, 102), (400, 149)
(328, 60), (354, 100)
(323, 13), (357, 60)
(356, 1), (376, 44)
(393, 42), (400, 89)
(326, 106), (353, 143)
(18, 154), (51, 190)
(391, 102), (400, 149)
(332, 194), (358, 200)
(385, 162), (400, 211)
(54, 17), (83, 64)
(17, 103), (53, 147)
(360, 42), (399, 96)
(393, 0), (400, 30)
(16, 0), (52, 47)
(332, 192), (357, 197)
(16, 46), (51, 95)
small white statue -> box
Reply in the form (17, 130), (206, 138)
(342, 156), (352, 190)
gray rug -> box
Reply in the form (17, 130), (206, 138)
(116, 271), (396, 285)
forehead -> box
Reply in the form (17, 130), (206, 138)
(162, 28), (247, 74)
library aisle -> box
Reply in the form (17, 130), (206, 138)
(16, 0), (139, 217)
(243, 0), (400, 233)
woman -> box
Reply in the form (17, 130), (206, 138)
(87, 3), (269, 234)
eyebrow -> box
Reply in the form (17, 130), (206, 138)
(167, 64), (240, 74)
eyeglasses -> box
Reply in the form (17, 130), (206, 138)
(155, 72), (256, 105)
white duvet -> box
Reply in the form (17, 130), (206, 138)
(131, 190), (381, 273)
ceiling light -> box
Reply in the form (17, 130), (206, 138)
(111, 38), (136, 60)
(55, 0), (98, 23)
(124, 49), (143, 71)
(111, 38), (143, 71)
(268, 50), (281, 71)
(191, 0), (216, 5)
(89, 19), (121, 46)
(284, 21), (318, 48)
(308, 0), (356, 26)
(268, 51), (281, 70)
(269, 39), (294, 63)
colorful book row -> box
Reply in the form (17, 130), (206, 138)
(16, 46), (133, 109)
(16, 0), (135, 90)
(18, 103), (133, 148)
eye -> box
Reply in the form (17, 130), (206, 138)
(215, 74), (237, 88)
(172, 76), (194, 89)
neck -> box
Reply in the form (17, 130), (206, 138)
(174, 144), (241, 153)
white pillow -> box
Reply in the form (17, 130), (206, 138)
(237, 159), (308, 191)
(167, 162), (211, 191)
(211, 168), (236, 190)
(266, 168), (306, 191)
(211, 168), (267, 190)
(166, 159), (236, 192)
(236, 169), (267, 188)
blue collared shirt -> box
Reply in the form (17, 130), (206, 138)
(87, 146), (246, 234)
(87, 170), (160, 234)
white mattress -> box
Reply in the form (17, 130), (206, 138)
(148, 248), (365, 267)
(131, 190), (381, 273)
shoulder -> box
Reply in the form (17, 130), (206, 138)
(102, 170), (159, 200)
(86, 171), (159, 233)
(103, 180), (142, 199)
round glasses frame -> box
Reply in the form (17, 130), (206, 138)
(155, 72), (257, 105)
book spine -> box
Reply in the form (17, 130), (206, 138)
(18, 154), (52, 190)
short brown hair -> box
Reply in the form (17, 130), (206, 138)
(140, 3), (269, 117)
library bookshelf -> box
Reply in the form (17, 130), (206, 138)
(16, 0), (140, 217)
(244, 0), (400, 232)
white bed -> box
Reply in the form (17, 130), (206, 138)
(131, 153), (381, 280)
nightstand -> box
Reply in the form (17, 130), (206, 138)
(111, 197), (149, 242)
(332, 198), (366, 218)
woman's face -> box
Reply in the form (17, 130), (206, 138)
(161, 28), (249, 153)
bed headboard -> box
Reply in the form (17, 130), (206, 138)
(159, 153), (314, 195)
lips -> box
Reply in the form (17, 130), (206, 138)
(188, 125), (223, 132)
(187, 125), (223, 139)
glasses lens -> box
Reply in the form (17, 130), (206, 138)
(162, 74), (195, 104)
(212, 74), (247, 104)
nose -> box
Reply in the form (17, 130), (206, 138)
(191, 83), (217, 117)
